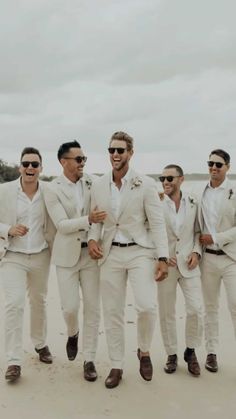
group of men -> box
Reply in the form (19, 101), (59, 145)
(0, 131), (235, 389)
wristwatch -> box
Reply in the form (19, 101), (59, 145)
(158, 257), (168, 264)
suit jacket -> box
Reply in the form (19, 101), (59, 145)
(160, 192), (202, 278)
(88, 168), (169, 265)
(197, 179), (236, 261)
(0, 179), (55, 260)
(43, 173), (94, 267)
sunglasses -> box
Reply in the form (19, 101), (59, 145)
(63, 156), (87, 163)
(108, 147), (127, 154)
(159, 176), (181, 183)
(207, 161), (225, 168)
(21, 161), (41, 168)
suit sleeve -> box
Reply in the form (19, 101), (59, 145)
(43, 184), (90, 234)
(144, 180), (169, 258)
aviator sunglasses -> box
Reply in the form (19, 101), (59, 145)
(108, 147), (127, 154)
(21, 161), (41, 168)
(63, 156), (87, 163)
(159, 175), (181, 183)
(207, 161), (225, 169)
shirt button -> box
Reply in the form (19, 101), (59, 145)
(77, 238), (80, 241)
(116, 223), (119, 227)
(177, 238), (180, 241)
(176, 251), (179, 254)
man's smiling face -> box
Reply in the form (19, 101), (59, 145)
(19, 153), (42, 184)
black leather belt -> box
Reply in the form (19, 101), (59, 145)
(81, 242), (88, 248)
(112, 242), (137, 247)
(205, 248), (225, 256)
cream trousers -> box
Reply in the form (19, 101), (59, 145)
(0, 249), (50, 366)
(100, 245), (157, 369)
(56, 248), (100, 362)
(201, 252), (236, 354)
(158, 266), (203, 356)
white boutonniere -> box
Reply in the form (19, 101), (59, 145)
(85, 179), (92, 190)
(228, 189), (233, 200)
(188, 196), (196, 207)
(131, 177), (142, 190)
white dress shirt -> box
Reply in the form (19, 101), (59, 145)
(164, 194), (186, 237)
(201, 178), (229, 249)
(110, 169), (133, 243)
(9, 182), (48, 254)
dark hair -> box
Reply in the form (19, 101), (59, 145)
(164, 164), (184, 176)
(109, 131), (133, 151)
(21, 147), (42, 163)
(57, 140), (81, 161)
(209, 149), (230, 164)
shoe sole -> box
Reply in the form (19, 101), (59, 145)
(164, 367), (177, 374)
(205, 365), (218, 373)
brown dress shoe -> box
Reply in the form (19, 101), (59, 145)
(66, 333), (79, 361)
(164, 354), (178, 374)
(105, 369), (123, 389)
(83, 361), (97, 382)
(137, 348), (153, 381)
(205, 354), (218, 372)
(35, 345), (53, 364)
(184, 349), (200, 376)
(5, 365), (21, 382)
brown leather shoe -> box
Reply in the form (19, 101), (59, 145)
(105, 369), (123, 389)
(164, 354), (178, 374)
(5, 365), (21, 382)
(35, 345), (53, 364)
(66, 333), (79, 361)
(205, 354), (218, 373)
(83, 361), (97, 382)
(137, 348), (153, 381)
(184, 349), (200, 376)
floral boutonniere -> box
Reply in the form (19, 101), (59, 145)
(228, 189), (233, 200)
(158, 192), (165, 201)
(131, 176), (142, 190)
(85, 179), (92, 190)
(188, 196), (196, 207)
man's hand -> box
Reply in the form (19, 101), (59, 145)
(88, 206), (107, 224)
(8, 224), (29, 237)
(199, 234), (214, 246)
(187, 252), (200, 270)
(155, 261), (168, 282)
(88, 240), (103, 259)
(168, 257), (177, 267)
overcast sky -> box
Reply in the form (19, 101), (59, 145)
(1, 0), (236, 175)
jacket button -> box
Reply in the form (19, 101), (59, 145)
(177, 238), (180, 242)
(116, 223), (119, 227)
(176, 251), (179, 254)
(77, 238), (80, 241)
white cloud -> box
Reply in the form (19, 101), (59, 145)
(0, 0), (236, 173)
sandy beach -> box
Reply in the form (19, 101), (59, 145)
(0, 265), (235, 419)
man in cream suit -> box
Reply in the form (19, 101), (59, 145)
(88, 131), (169, 388)
(199, 149), (236, 373)
(0, 147), (54, 382)
(158, 165), (203, 376)
(44, 140), (106, 382)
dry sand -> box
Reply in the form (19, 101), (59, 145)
(0, 265), (235, 419)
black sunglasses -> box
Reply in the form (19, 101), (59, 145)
(159, 176), (181, 183)
(63, 156), (87, 163)
(108, 147), (127, 155)
(21, 161), (41, 168)
(207, 161), (225, 169)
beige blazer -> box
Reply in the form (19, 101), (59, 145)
(197, 180), (236, 261)
(88, 169), (169, 265)
(161, 192), (202, 278)
(0, 179), (55, 260)
(43, 173), (94, 267)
